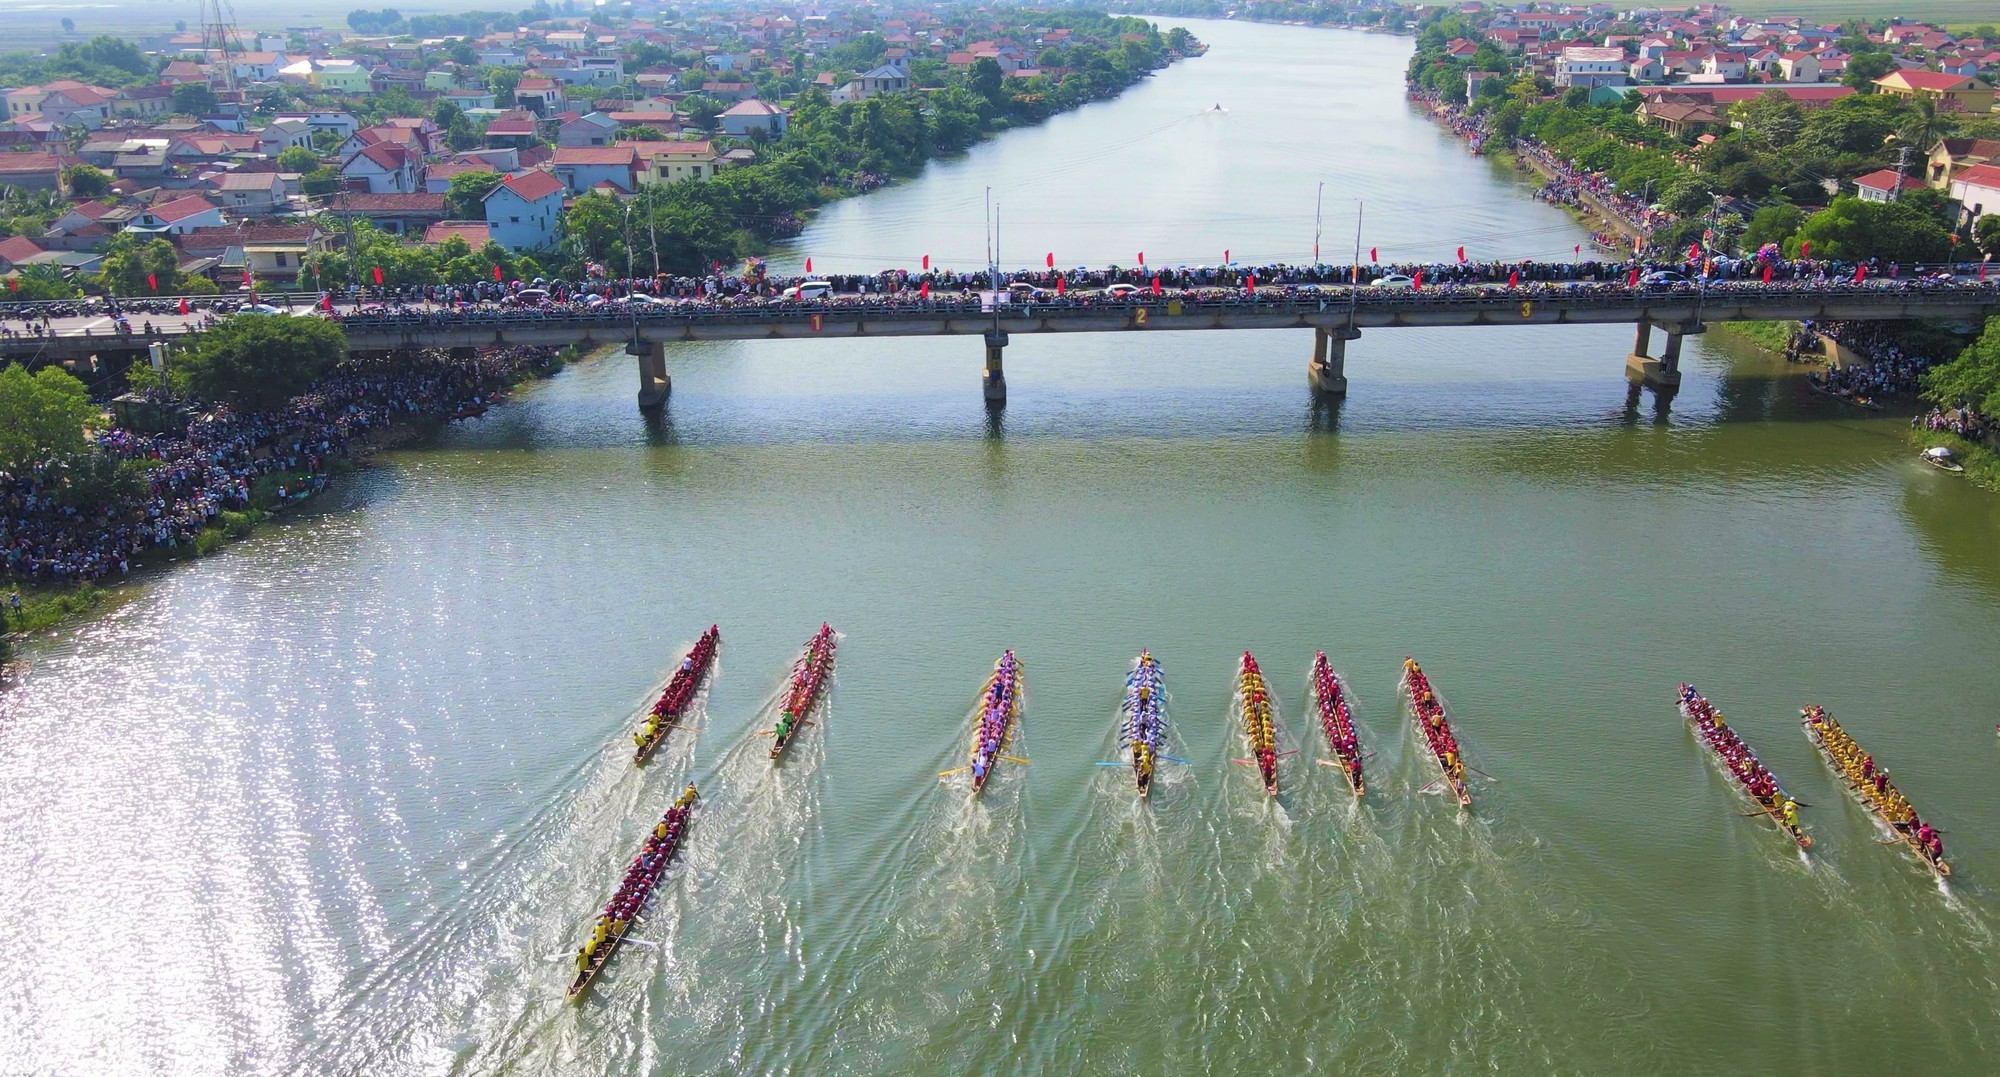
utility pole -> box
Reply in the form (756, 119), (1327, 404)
(1313, 180), (1324, 265)
(1892, 144), (1911, 203)
(1347, 198), (1364, 332)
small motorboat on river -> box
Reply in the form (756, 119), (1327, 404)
(1923, 446), (1965, 473)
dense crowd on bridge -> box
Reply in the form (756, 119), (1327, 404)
(0, 346), (557, 583)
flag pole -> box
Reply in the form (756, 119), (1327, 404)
(1313, 180), (1323, 265)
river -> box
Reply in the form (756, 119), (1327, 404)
(6, 18), (2000, 1075)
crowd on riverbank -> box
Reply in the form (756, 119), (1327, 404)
(0, 346), (557, 583)
(1801, 321), (1941, 402)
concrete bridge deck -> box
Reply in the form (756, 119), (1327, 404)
(5, 283), (1994, 407)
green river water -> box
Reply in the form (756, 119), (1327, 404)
(5, 19), (2000, 1076)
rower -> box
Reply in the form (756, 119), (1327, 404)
(1781, 799), (1799, 828)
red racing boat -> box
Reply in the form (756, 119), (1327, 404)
(1402, 658), (1470, 808)
(567, 784), (698, 1000)
(633, 626), (720, 765)
(1678, 684), (1810, 849)
(767, 624), (836, 760)
(1311, 651), (1364, 796)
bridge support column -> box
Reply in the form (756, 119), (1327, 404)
(983, 329), (1008, 404)
(636, 341), (670, 410)
(1625, 321), (1682, 391)
(1309, 327), (1357, 396)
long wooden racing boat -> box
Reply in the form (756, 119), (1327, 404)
(1678, 684), (1810, 849)
(1802, 706), (1948, 876)
(633, 625), (721, 765)
(567, 784), (698, 1000)
(1236, 652), (1280, 796)
(966, 650), (1023, 796)
(1402, 658), (1470, 808)
(768, 624), (836, 760)
(1121, 651), (1166, 797)
(1311, 651), (1364, 796)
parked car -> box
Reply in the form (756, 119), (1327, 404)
(1370, 273), (1415, 289)
(238, 303), (288, 315)
(1104, 282), (1141, 296)
(783, 281), (833, 300)
(1640, 271), (1688, 286)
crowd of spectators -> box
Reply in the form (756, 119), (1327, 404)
(0, 346), (557, 584)
(1802, 321), (1941, 402)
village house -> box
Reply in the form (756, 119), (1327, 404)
(128, 194), (225, 236)
(208, 172), (287, 215)
(1872, 70), (1995, 114)
(832, 64), (909, 104)
(1926, 138), (2000, 189)
(326, 191), (450, 236)
(338, 142), (425, 194)
(482, 168), (565, 251)
(718, 99), (787, 138)
(641, 140), (715, 184)
(1851, 168), (1927, 203)
(1946, 163), (2000, 220)
(552, 146), (639, 195)
(1555, 46), (1627, 89)
(557, 112), (620, 148)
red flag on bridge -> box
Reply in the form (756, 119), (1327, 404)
(1628, 267), (1640, 287)
(1456, 246), (1466, 263)
(1762, 263), (1772, 283)
(1800, 241), (1811, 258)
(1413, 270), (1424, 289)
(922, 254), (930, 270)
(1508, 269), (1519, 287)
(1369, 247), (1378, 263)
(1574, 244), (1581, 257)
(147, 273), (157, 291)
(1045, 252), (1053, 268)
(805, 257), (813, 273)
(1150, 275), (1161, 295)
(1225, 248), (1231, 264)
(321, 292), (332, 311)
(372, 266), (384, 285)
(1245, 274), (1256, 291)
(1055, 275), (1066, 295)
(492, 264), (503, 281)
(919, 281), (929, 299)
(1982, 258), (1990, 282)
(6, 278), (15, 291)
(178, 297), (188, 315)
(1855, 264), (1867, 282)
(1687, 244), (1701, 262)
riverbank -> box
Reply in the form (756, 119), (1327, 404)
(1711, 320), (1797, 354)
(1911, 427), (2000, 490)
(0, 344), (573, 650)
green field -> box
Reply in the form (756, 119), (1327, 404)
(1719, 0), (1996, 27)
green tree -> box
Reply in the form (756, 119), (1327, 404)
(301, 166), (342, 197)
(2, 264), (82, 300)
(59, 16), (73, 33)
(1731, 90), (1805, 150)
(62, 163), (109, 197)
(1743, 202), (1804, 251)
(486, 66), (524, 102)
(0, 364), (97, 473)
(970, 58), (1006, 112)
(95, 235), (186, 295)
(622, 124), (665, 142)
(1976, 215), (2000, 259)
(1789, 194), (1952, 262)
(173, 82), (218, 115)
(445, 171), (502, 219)
(682, 94), (723, 130)
(176, 314), (347, 412)
(276, 145), (319, 173)
(1923, 317), (2000, 416)
(1842, 51), (1895, 90)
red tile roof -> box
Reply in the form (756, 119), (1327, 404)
(1879, 69), (1987, 92)
(553, 146), (639, 166)
(333, 192), (446, 212)
(494, 168), (564, 202)
(146, 195), (219, 222)
(1852, 168), (1926, 192)
(423, 220), (491, 245)
(1953, 163), (2000, 189)
(0, 235), (46, 262)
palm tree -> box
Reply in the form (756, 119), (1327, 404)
(1897, 96), (1945, 159)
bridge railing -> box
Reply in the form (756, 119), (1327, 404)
(323, 281), (2000, 334)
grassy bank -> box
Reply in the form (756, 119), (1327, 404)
(1712, 320), (1797, 354)
(1910, 428), (2000, 491)
(4, 585), (107, 638)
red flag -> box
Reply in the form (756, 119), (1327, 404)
(320, 292), (332, 311)
(1762, 263), (1772, 283)
(1045, 252), (1054, 268)
(1800, 241), (1811, 258)
(492, 264), (503, 281)
(1245, 274), (1255, 291)
(1055, 275), (1065, 295)
(919, 281), (929, 299)
(1138, 251), (1145, 266)
(1687, 244), (1700, 262)
(178, 297), (188, 315)
(1413, 270), (1424, 289)
(241, 269), (251, 287)
(922, 255), (930, 270)
(805, 257), (812, 273)
(372, 266), (384, 285)
(1982, 259), (1990, 282)
(1628, 267), (1639, 287)
(147, 273), (157, 291)
(6, 278), (15, 291)
(1224, 248), (1230, 264)
(1369, 247), (1377, 263)
(1150, 275), (1161, 295)
(1456, 246), (1465, 263)
(1508, 270), (1519, 287)
(1854, 264), (1866, 282)
(1574, 244), (1581, 256)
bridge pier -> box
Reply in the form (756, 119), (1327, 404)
(983, 329), (1008, 404)
(1309, 327), (1357, 396)
(1626, 321), (1697, 391)
(636, 341), (671, 410)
